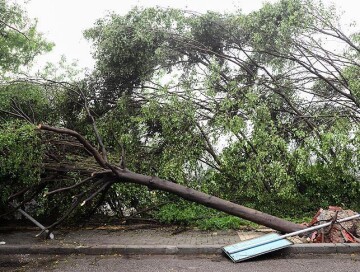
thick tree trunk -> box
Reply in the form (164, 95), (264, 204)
(111, 168), (305, 233)
(39, 124), (305, 233)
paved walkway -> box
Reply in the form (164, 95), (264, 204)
(1, 226), (358, 256)
(0, 226), (267, 247)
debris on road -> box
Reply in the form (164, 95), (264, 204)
(308, 206), (360, 243)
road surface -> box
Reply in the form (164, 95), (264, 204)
(1, 253), (359, 272)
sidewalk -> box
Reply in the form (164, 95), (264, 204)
(0, 226), (359, 255)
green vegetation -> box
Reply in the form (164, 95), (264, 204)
(0, 122), (43, 203)
(1, 0), (359, 228)
(155, 201), (258, 230)
(0, 0), (52, 78)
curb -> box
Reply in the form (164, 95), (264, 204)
(0, 245), (221, 255)
(0, 244), (359, 255)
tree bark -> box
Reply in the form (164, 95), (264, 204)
(110, 168), (305, 233)
(38, 124), (305, 233)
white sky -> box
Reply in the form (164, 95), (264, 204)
(22, 0), (360, 72)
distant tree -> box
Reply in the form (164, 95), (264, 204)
(0, 0), (52, 78)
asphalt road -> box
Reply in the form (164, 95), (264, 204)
(1, 253), (360, 272)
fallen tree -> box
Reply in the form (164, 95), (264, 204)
(2, 0), (359, 236)
(36, 123), (305, 234)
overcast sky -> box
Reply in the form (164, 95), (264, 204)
(23, 0), (360, 72)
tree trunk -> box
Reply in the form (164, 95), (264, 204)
(111, 168), (305, 233)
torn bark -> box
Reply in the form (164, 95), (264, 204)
(38, 124), (305, 234)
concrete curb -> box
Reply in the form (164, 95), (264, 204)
(0, 244), (359, 255)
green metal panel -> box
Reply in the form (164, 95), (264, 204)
(222, 233), (293, 262)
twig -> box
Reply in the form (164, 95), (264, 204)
(38, 124), (108, 168)
(79, 89), (108, 162)
(0, 19), (30, 41)
(81, 180), (115, 207)
(44, 176), (97, 196)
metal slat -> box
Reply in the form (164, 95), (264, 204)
(223, 233), (292, 262)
